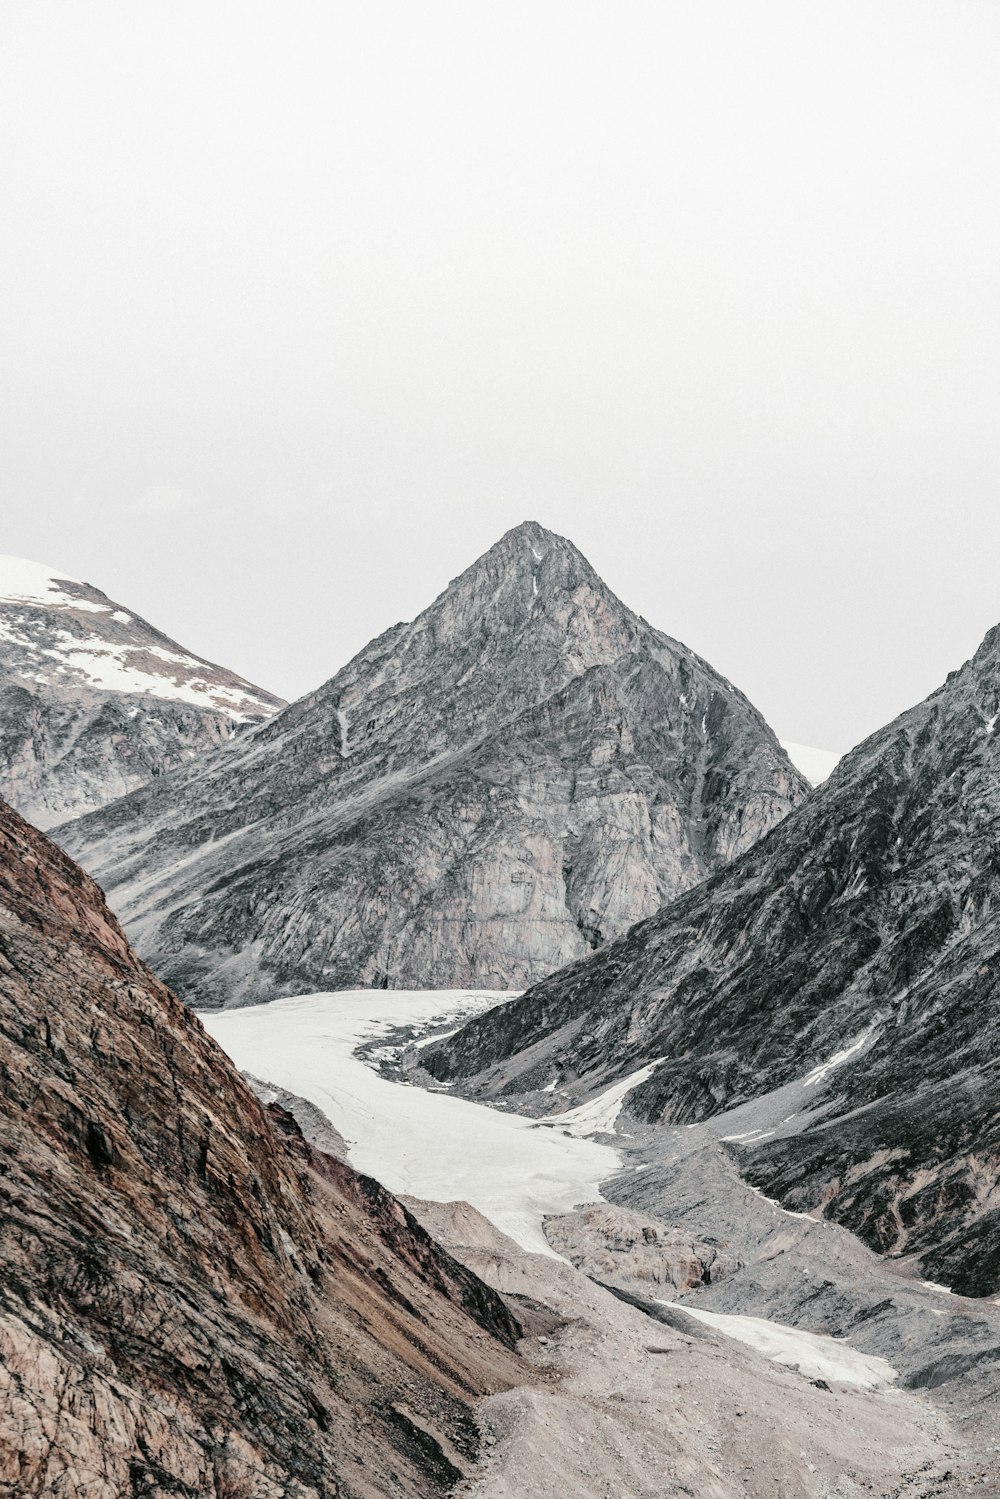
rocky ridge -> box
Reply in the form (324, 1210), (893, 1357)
(0, 796), (524, 1498)
(55, 521), (806, 1006)
(0, 555), (283, 827)
(428, 618), (1000, 1295)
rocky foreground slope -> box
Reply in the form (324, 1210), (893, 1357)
(0, 555), (283, 827)
(429, 619), (1000, 1296)
(55, 521), (806, 1006)
(0, 798), (524, 1497)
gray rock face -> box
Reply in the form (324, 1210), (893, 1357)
(55, 521), (806, 1007)
(429, 620), (1000, 1295)
(0, 555), (284, 827)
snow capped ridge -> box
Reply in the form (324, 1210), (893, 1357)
(0, 553), (285, 827)
(0, 553), (282, 722)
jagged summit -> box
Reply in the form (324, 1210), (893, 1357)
(480, 518), (571, 557)
(56, 526), (807, 1007)
(0, 554), (283, 826)
(427, 522), (610, 634)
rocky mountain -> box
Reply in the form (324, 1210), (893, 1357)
(428, 619), (1000, 1297)
(55, 521), (807, 1007)
(0, 794), (524, 1497)
(0, 554), (284, 827)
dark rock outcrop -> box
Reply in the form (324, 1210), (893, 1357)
(429, 621), (1000, 1295)
(54, 522), (806, 1005)
(0, 555), (283, 827)
(0, 798), (523, 1497)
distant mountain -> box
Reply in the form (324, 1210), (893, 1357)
(429, 621), (1000, 1295)
(0, 555), (284, 826)
(55, 521), (807, 1007)
(0, 794), (522, 1495)
(779, 741), (841, 785)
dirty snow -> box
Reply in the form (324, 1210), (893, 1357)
(668, 1305), (898, 1389)
(545, 1059), (666, 1138)
(203, 989), (620, 1258)
(748, 1184), (821, 1224)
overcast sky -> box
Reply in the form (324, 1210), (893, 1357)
(3, 1), (999, 752)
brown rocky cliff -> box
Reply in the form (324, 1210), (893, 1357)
(0, 799), (523, 1498)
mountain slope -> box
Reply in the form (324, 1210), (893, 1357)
(0, 555), (284, 827)
(0, 795), (523, 1497)
(428, 621), (1000, 1296)
(55, 521), (806, 1006)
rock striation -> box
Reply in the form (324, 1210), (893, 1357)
(0, 797), (524, 1497)
(0, 555), (283, 828)
(429, 619), (1000, 1296)
(54, 521), (806, 1006)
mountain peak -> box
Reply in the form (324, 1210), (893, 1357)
(0, 554), (284, 828)
(494, 519), (564, 555)
(438, 522), (610, 628)
(58, 523), (806, 1008)
(488, 520), (592, 571)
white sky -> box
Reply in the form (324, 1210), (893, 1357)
(3, 1), (999, 752)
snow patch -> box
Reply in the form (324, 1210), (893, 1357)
(748, 1184), (820, 1224)
(803, 1029), (874, 1089)
(668, 1305), (897, 1390)
(411, 1027), (457, 1050)
(336, 707), (351, 757)
(203, 989), (619, 1259)
(545, 1059), (665, 1138)
(780, 741), (842, 786)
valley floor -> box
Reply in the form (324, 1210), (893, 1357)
(204, 990), (1000, 1498)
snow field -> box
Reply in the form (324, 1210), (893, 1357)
(203, 989), (620, 1258)
(544, 1058), (666, 1137)
(667, 1305), (898, 1389)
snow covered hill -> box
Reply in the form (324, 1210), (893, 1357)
(0, 555), (284, 826)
